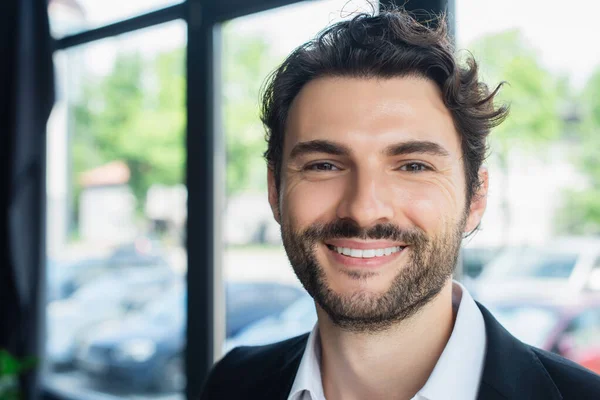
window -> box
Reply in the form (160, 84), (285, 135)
(45, 20), (187, 399)
(48, 0), (184, 38)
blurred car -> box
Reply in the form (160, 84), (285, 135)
(225, 281), (304, 337)
(460, 246), (500, 279)
(46, 258), (76, 302)
(224, 291), (316, 352)
(46, 237), (171, 302)
(106, 236), (167, 268)
(472, 237), (600, 302)
(75, 281), (304, 393)
(487, 294), (600, 374)
(46, 266), (176, 369)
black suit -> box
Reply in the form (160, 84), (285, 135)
(200, 303), (600, 399)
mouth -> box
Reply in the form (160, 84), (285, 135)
(325, 244), (406, 259)
(323, 241), (408, 268)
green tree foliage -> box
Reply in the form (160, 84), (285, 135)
(72, 28), (275, 220)
(467, 29), (565, 153)
(73, 49), (185, 209)
(466, 30), (566, 241)
(557, 69), (600, 234)
(222, 27), (277, 195)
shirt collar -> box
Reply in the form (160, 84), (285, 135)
(288, 321), (325, 400)
(287, 281), (487, 400)
(416, 281), (486, 400)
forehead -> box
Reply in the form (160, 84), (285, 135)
(284, 76), (460, 155)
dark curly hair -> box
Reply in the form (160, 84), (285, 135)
(261, 7), (508, 206)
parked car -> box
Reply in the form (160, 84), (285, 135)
(225, 281), (304, 337)
(460, 246), (500, 279)
(106, 236), (167, 268)
(75, 281), (304, 393)
(224, 291), (316, 352)
(46, 237), (171, 303)
(487, 294), (600, 375)
(46, 267), (176, 369)
(472, 237), (600, 303)
(46, 258), (76, 302)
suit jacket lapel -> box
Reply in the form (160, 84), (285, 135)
(476, 302), (562, 400)
(261, 333), (308, 400)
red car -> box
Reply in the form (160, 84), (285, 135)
(486, 294), (600, 375)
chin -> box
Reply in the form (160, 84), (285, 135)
(323, 267), (392, 297)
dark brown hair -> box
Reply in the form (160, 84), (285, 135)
(261, 7), (508, 205)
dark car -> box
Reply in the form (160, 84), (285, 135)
(487, 294), (600, 375)
(47, 266), (177, 369)
(75, 281), (304, 393)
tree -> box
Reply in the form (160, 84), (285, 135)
(72, 28), (276, 226)
(466, 30), (566, 242)
(222, 26), (277, 195)
(73, 49), (185, 211)
(557, 68), (600, 234)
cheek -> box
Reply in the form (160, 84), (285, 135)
(390, 180), (462, 232)
(282, 179), (343, 227)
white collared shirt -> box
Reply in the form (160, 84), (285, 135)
(287, 281), (487, 400)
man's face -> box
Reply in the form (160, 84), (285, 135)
(268, 76), (488, 332)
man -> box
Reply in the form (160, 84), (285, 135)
(201, 7), (600, 400)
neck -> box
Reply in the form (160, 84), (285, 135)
(317, 279), (457, 400)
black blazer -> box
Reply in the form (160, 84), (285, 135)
(200, 303), (600, 399)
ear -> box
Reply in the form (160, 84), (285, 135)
(464, 166), (488, 233)
(267, 168), (281, 224)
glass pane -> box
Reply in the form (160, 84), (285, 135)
(218, 0), (377, 357)
(457, 0), (600, 375)
(48, 0), (183, 38)
(45, 20), (187, 399)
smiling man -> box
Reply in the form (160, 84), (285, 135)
(200, 7), (600, 400)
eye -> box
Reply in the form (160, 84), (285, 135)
(305, 162), (340, 172)
(399, 162), (430, 173)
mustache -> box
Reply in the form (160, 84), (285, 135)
(299, 218), (428, 245)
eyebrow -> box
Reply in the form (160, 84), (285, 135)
(289, 140), (351, 161)
(384, 140), (450, 158)
(288, 139), (450, 161)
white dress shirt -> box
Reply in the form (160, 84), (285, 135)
(287, 281), (487, 400)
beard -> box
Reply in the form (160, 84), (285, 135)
(281, 216), (466, 333)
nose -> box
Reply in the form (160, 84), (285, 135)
(336, 168), (395, 228)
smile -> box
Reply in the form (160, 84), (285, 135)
(326, 244), (405, 259)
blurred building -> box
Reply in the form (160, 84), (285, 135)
(145, 183), (187, 240)
(468, 141), (586, 249)
(78, 161), (136, 244)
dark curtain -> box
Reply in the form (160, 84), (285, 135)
(0, 0), (55, 398)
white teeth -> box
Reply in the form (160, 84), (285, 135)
(350, 249), (362, 258)
(332, 246), (404, 258)
(362, 249), (376, 258)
